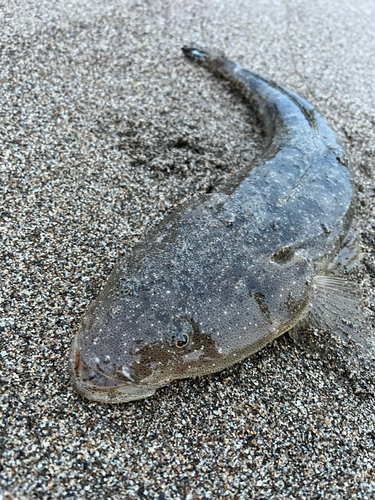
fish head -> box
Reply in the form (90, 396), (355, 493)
(69, 247), (313, 403)
(68, 269), (211, 403)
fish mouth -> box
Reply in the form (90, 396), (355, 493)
(76, 350), (128, 390)
(68, 336), (156, 403)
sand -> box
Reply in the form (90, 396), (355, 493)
(0, 0), (374, 498)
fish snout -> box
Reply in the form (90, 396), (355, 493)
(69, 338), (157, 403)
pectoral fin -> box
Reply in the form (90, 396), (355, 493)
(295, 275), (374, 356)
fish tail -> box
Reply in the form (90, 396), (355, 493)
(182, 45), (240, 76)
(182, 46), (221, 62)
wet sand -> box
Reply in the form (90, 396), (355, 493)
(0, 0), (374, 498)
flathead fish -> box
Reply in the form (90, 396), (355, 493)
(69, 47), (363, 403)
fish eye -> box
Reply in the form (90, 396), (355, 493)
(175, 333), (189, 348)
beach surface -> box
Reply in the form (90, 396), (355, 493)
(0, 0), (375, 498)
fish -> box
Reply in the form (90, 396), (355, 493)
(68, 46), (365, 404)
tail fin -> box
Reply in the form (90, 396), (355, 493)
(182, 46), (222, 63)
(182, 45), (238, 76)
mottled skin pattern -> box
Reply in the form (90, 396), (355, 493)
(69, 47), (354, 403)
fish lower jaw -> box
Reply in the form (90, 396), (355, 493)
(77, 351), (128, 390)
(68, 340), (156, 403)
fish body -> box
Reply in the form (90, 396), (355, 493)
(69, 47), (357, 403)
